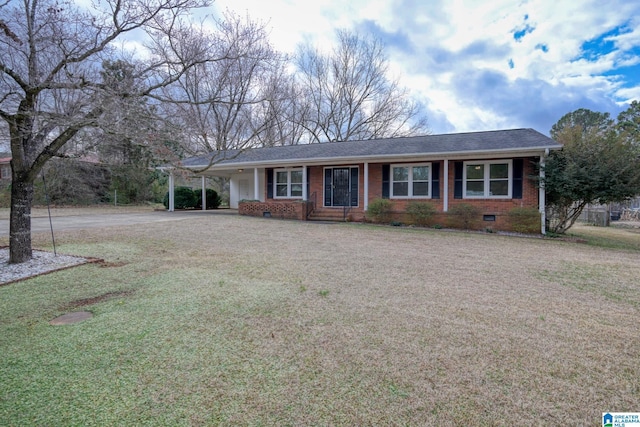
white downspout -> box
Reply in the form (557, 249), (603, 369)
(539, 149), (548, 235)
(168, 172), (175, 212)
(443, 159), (449, 212)
(201, 176), (206, 211)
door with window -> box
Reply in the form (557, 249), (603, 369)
(324, 167), (358, 207)
(238, 179), (251, 200)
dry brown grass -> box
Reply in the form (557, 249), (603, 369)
(0, 204), (161, 220)
(3, 213), (639, 425)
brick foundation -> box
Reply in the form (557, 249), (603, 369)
(239, 200), (310, 221)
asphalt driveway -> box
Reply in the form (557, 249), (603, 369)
(0, 210), (236, 237)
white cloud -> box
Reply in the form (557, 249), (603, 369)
(210, 0), (640, 133)
(616, 87), (640, 103)
(609, 22), (640, 51)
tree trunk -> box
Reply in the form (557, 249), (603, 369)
(9, 177), (34, 264)
(547, 201), (589, 234)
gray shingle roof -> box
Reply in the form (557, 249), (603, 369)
(180, 128), (560, 169)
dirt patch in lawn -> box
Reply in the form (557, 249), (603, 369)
(49, 311), (93, 325)
(98, 260), (129, 268)
(60, 290), (134, 310)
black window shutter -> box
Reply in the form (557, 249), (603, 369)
(324, 169), (332, 206)
(350, 167), (359, 206)
(431, 162), (440, 199)
(266, 168), (273, 199)
(382, 164), (390, 199)
(454, 162), (463, 199)
(513, 158), (523, 199)
(306, 167), (310, 200)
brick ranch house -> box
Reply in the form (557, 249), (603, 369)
(166, 128), (562, 233)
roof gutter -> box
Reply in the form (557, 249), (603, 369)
(180, 145), (562, 171)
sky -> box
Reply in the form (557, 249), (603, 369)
(210, 0), (640, 136)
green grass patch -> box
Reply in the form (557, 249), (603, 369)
(0, 266), (296, 426)
(567, 223), (640, 252)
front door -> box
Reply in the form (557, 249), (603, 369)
(332, 168), (350, 206)
(239, 179), (251, 200)
(324, 167), (358, 207)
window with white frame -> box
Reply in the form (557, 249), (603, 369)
(463, 160), (512, 198)
(274, 169), (303, 198)
(391, 163), (431, 198)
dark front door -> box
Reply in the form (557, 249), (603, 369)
(324, 167), (358, 207)
(332, 168), (350, 206)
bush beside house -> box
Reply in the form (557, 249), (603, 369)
(366, 198), (393, 223)
(446, 203), (481, 230)
(366, 199), (537, 232)
(196, 188), (222, 209)
(163, 187), (221, 210)
(406, 201), (437, 226)
(507, 207), (541, 234)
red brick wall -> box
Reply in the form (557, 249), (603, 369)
(444, 158), (539, 230)
(239, 200), (309, 220)
(365, 158), (540, 231)
(308, 165), (324, 205)
(260, 158), (542, 232)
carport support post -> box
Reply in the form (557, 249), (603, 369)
(254, 168), (260, 200)
(168, 172), (175, 212)
(201, 176), (206, 211)
(302, 166), (307, 200)
(443, 159), (449, 212)
(364, 162), (369, 210)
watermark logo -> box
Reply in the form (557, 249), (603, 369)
(603, 412), (640, 427)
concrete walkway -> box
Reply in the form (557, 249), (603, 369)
(0, 209), (238, 237)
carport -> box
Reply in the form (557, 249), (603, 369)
(158, 166), (265, 212)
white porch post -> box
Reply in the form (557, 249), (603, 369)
(201, 176), (206, 211)
(254, 168), (260, 200)
(302, 166), (308, 200)
(539, 151), (547, 234)
(364, 162), (369, 210)
(443, 159), (449, 212)
(168, 172), (175, 212)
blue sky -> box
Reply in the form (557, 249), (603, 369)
(212, 0), (640, 135)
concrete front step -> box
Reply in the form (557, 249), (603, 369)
(307, 210), (348, 222)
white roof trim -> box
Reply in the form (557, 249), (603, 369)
(181, 146), (556, 171)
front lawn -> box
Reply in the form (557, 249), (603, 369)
(1, 215), (638, 425)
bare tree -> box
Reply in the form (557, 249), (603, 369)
(252, 64), (308, 147)
(160, 11), (289, 163)
(0, 0), (217, 263)
(294, 29), (429, 143)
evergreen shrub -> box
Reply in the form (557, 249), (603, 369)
(366, 198), (393, 223)
(406, 201), (436, 226)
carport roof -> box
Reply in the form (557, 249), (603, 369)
(175, 128), (561, 172)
